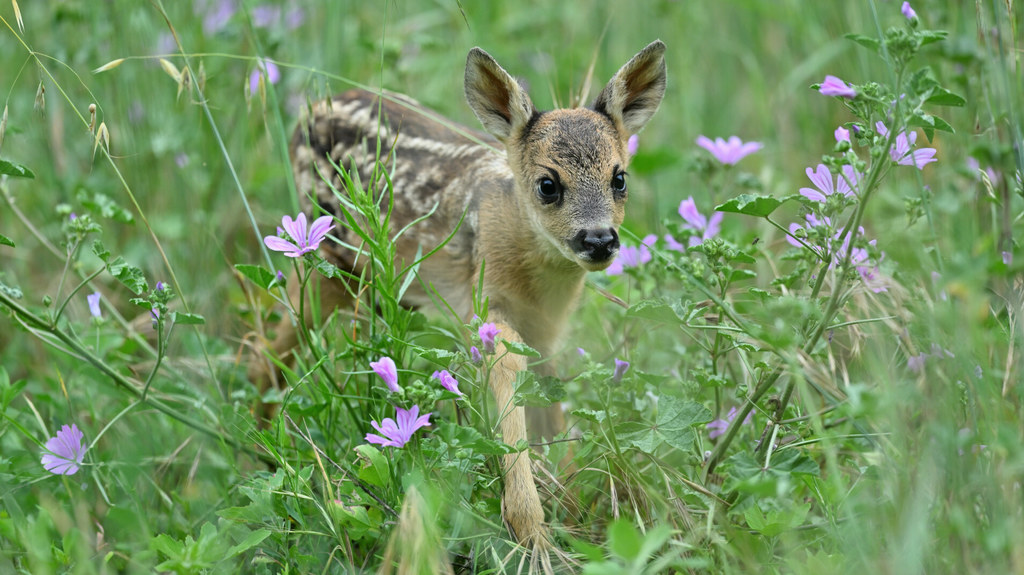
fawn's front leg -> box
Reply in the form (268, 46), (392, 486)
(488, 321), (548, 546)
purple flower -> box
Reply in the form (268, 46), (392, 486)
(156, 281), (165, 291)
(663, 234), (686, 252)
(175, 153), (189, 168)
(707, 418), (729, 440)
(907, 353), (928, 373)
(876, 122), (937, 170)
(605, 234), (657, 275)
(696, 135), (763, 165)
(86, 292), (101, 318)
(263, 213), (335, 258)
(799, 164), (860, 203)
(1003, 251), (1013, 266)
(818, 75), (857, 98)
(370, 356), (401, 393)
(786, 213), (832, 248)
(365, 405), (431, 448)
(901, 1), (917, 20)
(432, 370), (462, 396)
(834, 126), (850, 143)
(69, 212), (77, 221)
(706, 406), (753, 439)
(627, 134), (639, 156)
(150, 308), (160, 329)
(285, 7), (305, 29)
(41, 424), (86, 475)
(249, 59), (281, 95)
(251, 5), (280, 28)
(679, 197), (723, 247)
(479, 323), (500, 354)
(198, 0), (236, 36)
(469, 346), (482, 364)
(612, 358), (630, 383)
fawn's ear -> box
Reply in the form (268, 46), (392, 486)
(465, 48), (536, 141)
(592, 40), (667, 135)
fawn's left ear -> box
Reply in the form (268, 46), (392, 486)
(592, 40), (667, 136)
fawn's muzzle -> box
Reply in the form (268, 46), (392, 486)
(571, 227), (619, 262)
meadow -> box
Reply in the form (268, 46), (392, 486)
(1, 0), (1021, 573)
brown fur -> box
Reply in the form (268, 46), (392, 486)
(259, 42), (667, 549)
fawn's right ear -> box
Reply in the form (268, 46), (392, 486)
(465, 48), (536, 142)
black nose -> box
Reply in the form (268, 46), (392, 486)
(571, 228), (619, 261)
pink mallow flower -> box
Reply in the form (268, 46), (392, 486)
(86, 292), (102, 318)
(707, 406), (753, 440)
(612, 358), (630, 383)
(876, 122), (937, 170)
(249, 59), (280, 95)
(479, 323), (500, 354)
(370, 356), (401, 393)
(432, 370), (462, 396)
(799, 164), (860, 203)
(901, 2), (917, 20)
(627, 134), (639, 156)
(365, 405), (431, 448)
(696, 135), (763, 165)
(679, 197), (723, 247)
(264, 213), (334, 258)
(41, 424), (87, 475)
(605, 234), (657, 275)
(818, 75), (857, 98)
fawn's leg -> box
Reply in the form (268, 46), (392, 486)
(489, 321), (548, 546)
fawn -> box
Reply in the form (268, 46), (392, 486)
(260, 41), (667, 548)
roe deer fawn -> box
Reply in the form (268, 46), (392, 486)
(260, 41), (666, 549)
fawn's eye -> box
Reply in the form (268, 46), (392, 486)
(611, 172), (627, 195)
(537, 177), (561, 204)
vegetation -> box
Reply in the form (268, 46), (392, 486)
(1, 1), (1021, 573)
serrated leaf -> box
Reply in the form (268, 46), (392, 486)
(571, 408), (606, 423)
(92, 240), (110, 262)
(845, 33), (880, 54)
(626, 298), (684, 325)
(0, 159), (35, 178)
(0, 233), (13, 247)
(715, 194), (788, 218)
(172, 312), (205, 325)
(616, 396), (711, 454)
(105, 256), (148, 295)
(234, 264), (275, 290)
(919, 29), (948, 46)
(502, 339), (540, 357)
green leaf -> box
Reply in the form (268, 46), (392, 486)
(715, 194), (790, 218)
(744, 502), (811, 536)
(626, 298), (685, 325)
(571, 408), (607, 423)
(502, 339), (540, 357)
(172, 312), (205, 325)
(0, 159), (35, 179)
(92, 240), (111, 262)
(0, 234), (13, 247)
(76, 190), (133, 224)
(615, 396), (711, 454)
(918, 29), (948, 46)
(353, 444), (391, 488)
(925, 87), (966, 107)
(607, 519), (642, 561)
(234, 264), (276, 290)
(105, 256), (148, 295)
(844, 33), (880, 54)
(226, 528), (271, 557)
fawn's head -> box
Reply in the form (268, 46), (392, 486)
(465, 41), (667, 271)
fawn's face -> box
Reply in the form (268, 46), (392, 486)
(509, 109), (629, 270)
(464, 40), (666, 271)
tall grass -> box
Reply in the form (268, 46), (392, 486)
(1, 1), (1021, 573)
